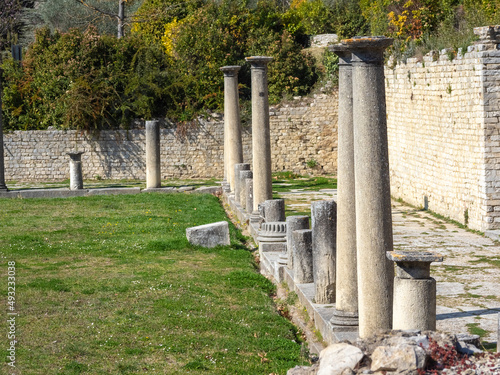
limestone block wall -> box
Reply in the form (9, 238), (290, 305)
(2, 93), (338, 182)
(385, 26), (500, 231)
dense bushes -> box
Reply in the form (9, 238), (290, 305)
(1, 27), (174, 131)
(2, 0), (325, 131)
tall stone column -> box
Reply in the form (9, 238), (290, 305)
(220, 66), (243, 192)
(245, 56), (273, 212)
(146, 120), (161, 189)
(0, 74), (7, 191)
(343, 36), (394, 338)
(330, 45), (358, 327)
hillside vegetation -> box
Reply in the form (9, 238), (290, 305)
(1, 0), (500, 131)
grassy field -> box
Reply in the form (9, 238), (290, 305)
(0, 193), (308, 374)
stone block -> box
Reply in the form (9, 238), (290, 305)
(186, 221), (230, 248)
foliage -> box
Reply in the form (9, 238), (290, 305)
(170, 0), (318, 110)
(1, 27), (173, 131)
(131, 0), (205, 44)
(281, 0), (335, 38)
(0, 0), (34, 50)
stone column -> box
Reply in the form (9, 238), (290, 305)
(240, 170), (253, 210)
(388, 251), (443, 331)
(246, 178), (254, 214)
(311, 200), (336, 304)
(293, 229), (314, 284)
(67, 151), (84, 190)
(146, 120), (161, 189)
(234, 163), (250, 204)
(0, 74), (7, 191)
(330, 44), (358, 327)
(343, 36), (394, 338)
(220, 66), (243, 192)
(286, 216), (309, 270)
(246, 56), (273, 213)
(264, 199), (285, 223)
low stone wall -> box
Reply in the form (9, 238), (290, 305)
(2, 92), (338, 182)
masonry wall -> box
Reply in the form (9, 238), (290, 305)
(2, 92), (338, 182)
(385, 29), (500, 231)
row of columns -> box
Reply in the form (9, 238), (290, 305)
(222, 39), (438, 339)
(221, 57), (274, 214)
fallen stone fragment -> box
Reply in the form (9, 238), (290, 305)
(317, 343), (364, 375)
(287, 364), (318, 375)
(186, 221), (230, 248)
(370, 344), (426, 372)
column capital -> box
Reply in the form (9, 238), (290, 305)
(329, 44), (352, 65)
(245, 56), (273, 69)
(220, 65), (241, 77)
(67, 151), (84, 161)
(341, 36), (393, 65)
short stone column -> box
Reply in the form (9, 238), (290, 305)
(257, 221), (287, 252)
(234, 163), (250, 204)
(221, 66), (243, 192)
(387, 251), (443, 331)
(146, 120), (161, 189)
(311, 200), (337, 304)
(239, 170), (253, 210)
(286, 216), (309, 270)
(293, 229), (314, 284)
(0, 76), (7, 191)
(246, 56), (273, 213)
(330, 44), (358, 327)
(342, 36), (394, 338)
(497, 313), (499, 353)
(67, 151), (84, 190)
(264, 199), (285, 222)
(245, 178), (254, 214)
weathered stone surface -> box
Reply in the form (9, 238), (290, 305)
(265, 198), (286, 222)
(287, 365), (318, 375)
(393, 278), (437, 331)
(239, 170), (253, 209)
(246, 56), (273, 212)
(145, 120), (161, 189)
(67, 151), (84, 190)
(317, 343), (364, 375)
(311, 200), (336, 304)
(186, 221), (230, 248)
(292, 229), (314, 284)
(370, 345), (426, 372)
(343, 36), (394, 338)
(234, 163), (250, 203)
(331, 44), (358, 319)
(286, 215), (310, 270)
(221, 65), (243, 191)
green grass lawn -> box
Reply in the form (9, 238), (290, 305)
(0, 193), (308, 374)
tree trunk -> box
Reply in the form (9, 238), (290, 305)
(117, 0), (125, 38)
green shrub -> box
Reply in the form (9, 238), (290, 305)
(1, 27), (174, 131)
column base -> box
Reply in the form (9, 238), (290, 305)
(330, 308), (359, 329)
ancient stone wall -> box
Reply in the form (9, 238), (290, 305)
(2, 92), (338, 182)
(385, 26), (500, 231)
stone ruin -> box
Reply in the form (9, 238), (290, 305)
(219, 37), (494, 372)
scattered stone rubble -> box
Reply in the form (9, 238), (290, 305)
(287, 330), (500, 375)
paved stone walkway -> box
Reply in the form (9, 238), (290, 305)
(277, 188), (500, 344)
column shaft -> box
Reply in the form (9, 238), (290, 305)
(344, 36), (394, 338)
(246, 56), (273, 212)
(0, 75), (7, 190)
(146, 120), (161, 189)
(331, 45), (357, 315)
(221, 66), (243, 191)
